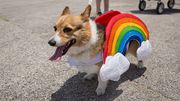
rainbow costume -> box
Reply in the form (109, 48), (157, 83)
(67, 11), (152, 81)
(94, 11), (152, 81)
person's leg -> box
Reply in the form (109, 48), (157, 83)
(104, 0), (109, 13)
(96, 0), (102, 12)
(95, 0), (102, 18)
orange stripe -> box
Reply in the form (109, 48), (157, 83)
(107, 17), (149, 56)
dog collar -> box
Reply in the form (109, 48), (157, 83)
(67, 51), (103, 66)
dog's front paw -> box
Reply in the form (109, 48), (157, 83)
(96, 76), (108, 96)
(96, 87), (105, 95)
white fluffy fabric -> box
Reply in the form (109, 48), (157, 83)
(136, 40), (152, 62)
(100, 53), (130, 82)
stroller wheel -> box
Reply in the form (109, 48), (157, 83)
(156, 2), (164, 14)
(167, 0), (175, 9)
(139, 1), (146, 11)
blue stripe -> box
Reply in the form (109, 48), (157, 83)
(118, 31), (144, 54)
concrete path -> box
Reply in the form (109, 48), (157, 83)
(0, 0), (180, 100)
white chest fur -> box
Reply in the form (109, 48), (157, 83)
(67, 20), (100, 74)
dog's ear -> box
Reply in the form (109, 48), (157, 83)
(61, 6), (70, 16)
(80, 5), (91, 22)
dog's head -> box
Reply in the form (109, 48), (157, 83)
(48, 5), (92, 61)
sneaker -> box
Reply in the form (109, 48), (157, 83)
(95, 12), (102, 18)
(103, 9), (113, 14)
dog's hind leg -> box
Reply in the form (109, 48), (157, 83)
(127, 40), (144, 68)
(137, 60), (144, 68)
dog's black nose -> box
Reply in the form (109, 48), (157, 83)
(48, 39), (56, 46)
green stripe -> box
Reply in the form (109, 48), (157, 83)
(115, 26), (146, 54)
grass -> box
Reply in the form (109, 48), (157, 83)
(0, 16), (9, 21)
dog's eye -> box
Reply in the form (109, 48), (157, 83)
(63, 27), (72, 33)
(54, 26), (57, 31)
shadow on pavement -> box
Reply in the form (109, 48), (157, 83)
(51, 63), (146, 101)
(131, 8), (180, 15)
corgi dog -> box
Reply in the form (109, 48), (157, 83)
(48, 5), (144, 95)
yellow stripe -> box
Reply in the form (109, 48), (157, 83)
(110, 22), (148, 56)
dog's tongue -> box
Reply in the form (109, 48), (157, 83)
(49, 46), (65, 62)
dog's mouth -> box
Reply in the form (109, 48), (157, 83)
(49, 39), (76, 62)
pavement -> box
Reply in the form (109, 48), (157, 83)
(0, 0), (180, 100)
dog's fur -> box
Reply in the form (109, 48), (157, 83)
(48, 5), (143, 95)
